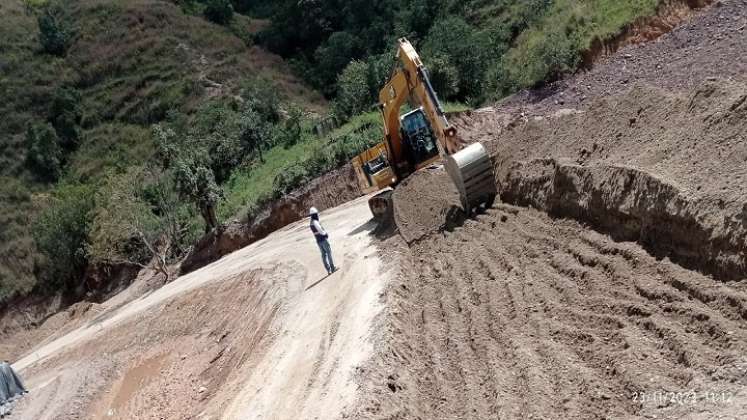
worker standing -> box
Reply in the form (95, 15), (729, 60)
(309, 207), (337, 275)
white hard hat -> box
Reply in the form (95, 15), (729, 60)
(309, 207), (319, 215)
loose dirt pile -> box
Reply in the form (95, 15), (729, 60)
(357, 203), (747, 419)
(392, 166), (464, 244)
(485, 80), (747, 280)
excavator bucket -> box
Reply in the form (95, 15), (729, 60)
(445, 143), (496, 215)
(368, 187), (395, 226)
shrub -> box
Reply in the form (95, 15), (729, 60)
(32, 183), (95, 294)
(37, 2), (72, 56)
(203, 0), (234, 25)
(499, 27), (580, 89)
(272, 164), (309, 197)
(25, 122), (63, 182)
(334, 60), (371, 119)
(49, 86), (82, 147)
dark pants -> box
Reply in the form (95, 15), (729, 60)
(317, 238), (336, 273)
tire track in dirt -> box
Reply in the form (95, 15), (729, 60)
(357, 204), (747, 419)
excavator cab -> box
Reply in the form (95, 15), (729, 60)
(400, 108), (440, 169)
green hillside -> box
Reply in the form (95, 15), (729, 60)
(259, 0), (660, 107)
(0, 0), (326, 303)
(1, 0), (671, 306)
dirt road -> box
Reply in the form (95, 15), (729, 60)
(9, 196), (389, 420)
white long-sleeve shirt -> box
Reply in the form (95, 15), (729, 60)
(312, 219), (327, 237)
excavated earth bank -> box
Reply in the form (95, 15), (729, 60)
(491, 81), (747, 281)
(367, 47), (747, 420)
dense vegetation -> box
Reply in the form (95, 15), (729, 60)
(1, 0), (667, 306)
(258, 0), (660, 109)
(0, 0), (329, 303)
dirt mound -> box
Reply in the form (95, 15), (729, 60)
(356, 205), (747, 419)
(489, 0), (746, 118)
(181, 163), (363, 273)
(476, 80), (747, 278)
(501, 159), (747, 280)
(391, 166), (464, 244)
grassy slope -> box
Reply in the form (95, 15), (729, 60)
(220, 112), (382, 221)
(0, 0), (325, 302)
(0, 0), (669, 302)
(219, 102), (469, 221)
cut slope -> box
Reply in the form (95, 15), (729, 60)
(472, 81), (747, 280)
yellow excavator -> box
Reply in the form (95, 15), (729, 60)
(351, 38), (496, 223)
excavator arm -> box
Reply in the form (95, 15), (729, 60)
(379, 38), (464, 170)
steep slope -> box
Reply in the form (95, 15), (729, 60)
(0, 0), (325, 303)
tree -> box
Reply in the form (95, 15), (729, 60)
(365, 52), (394, 100)
(25, 122), (63, 182)
(334, 60), (371, 119)
(32, 184), (95, 294)
(277, 103), (306, 148)
(238, 107), (271, 163)
(423, 54), (459, 102)
(174, 161), (222, 232)
(88, 167), (182, 281)
(313, 31), (363, 95)
(239, 78), (281, 123)
(37, 2), (72, 56)
(422, 17), (486, 101)
(204, 0), (234, 25)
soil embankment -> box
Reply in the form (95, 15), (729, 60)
(357, 199), (747, 419)
(486, 81), (747, 280)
